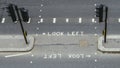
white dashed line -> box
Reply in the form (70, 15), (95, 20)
(118, 18), (120, 23)
(27, 18), (31, 23)
(53, 18), (56, 23)
(66, 18), (69, 23)
(1, 18), (5, 23)
(79, 17), (82, 23)
(40, 18), (43, 23)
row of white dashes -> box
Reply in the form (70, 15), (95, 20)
(2, 18), (120, 24)
(38, 18), (85, 23)
(0, 18), (96, 24)
(0, 18), (32, 24)
(38, 18), (81, 24)
(37, 18), (120, 23)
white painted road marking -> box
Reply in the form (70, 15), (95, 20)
(118, 18), (120, 23)
(38, 18), (44, 23)
(5, 52), (31, 58)
(92, 18), (96, 23)
(66, 18), (69, 23)
(53, 18), (56, 23)
(1, 18), (5, 23)
(30, 61), (33, 63)
(79, 17), (82, 23)
(40, 18), (43, 23)
(94, 59), (98, 62)
(27, 18), (31, 23)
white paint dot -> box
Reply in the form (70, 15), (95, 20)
(94, 4), (97, 6)
(41, 4), (43, 7)
(40, 10), (42, 12)
(30, 61), (33, 63)
(31, 54), (34, 57)
(39, 15), (42, 17)
(94, 59), (97, 62)
(94, 27), (97, 29)
(36, 27), (39, 30)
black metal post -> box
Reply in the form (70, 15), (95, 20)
(104, 7), (108, 43)
(15, 6), (28, 44)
